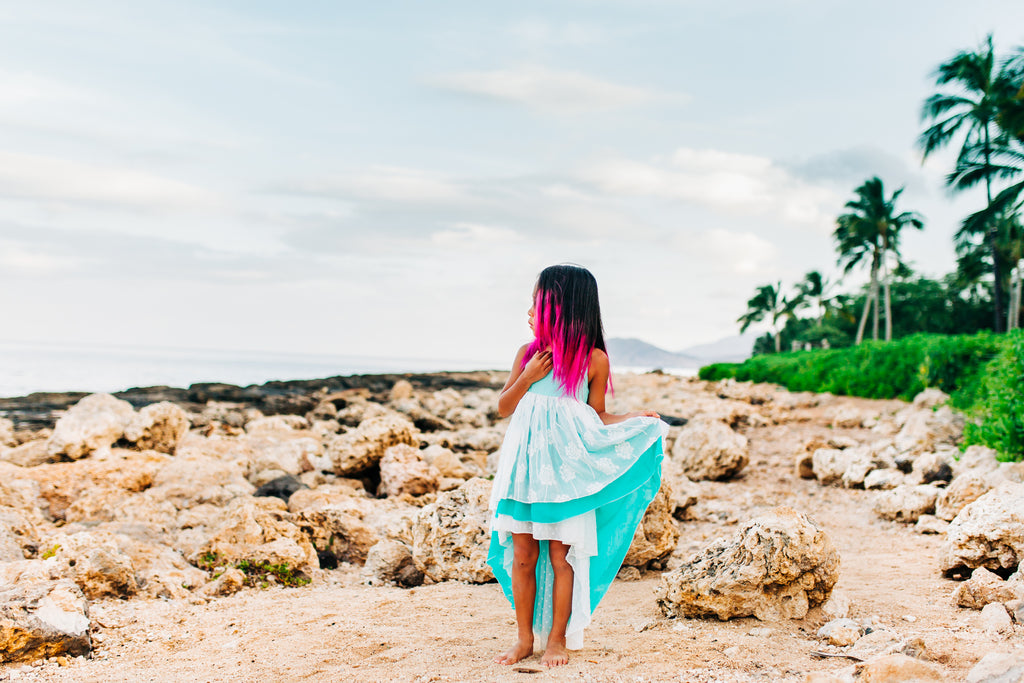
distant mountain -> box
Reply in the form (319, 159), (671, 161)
(606, 338), (701, 369)
(678, 333), (757, 364)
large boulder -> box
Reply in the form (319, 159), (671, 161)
(873, 484), (941, 523)
(656, 507), (840, 620)
(46, 393), (135, 460)
(379, 444), (441, 497)
(43, 530), (138, 599)
(411, 478), (493, 583)
(123, 402), (190, 454)
(670, 417), (749, 481)
(197, 497), (319, 574)
(325, 414), (418, 476)
(0, 575), (90, 663)
(622, 480), (680, 567)
(362, 539), (423, 587)
(940, 482), (1024, 576)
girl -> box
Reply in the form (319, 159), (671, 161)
(488, 264), (667, 668)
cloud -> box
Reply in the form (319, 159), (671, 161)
(579, 147), (842, 229)
(691, 228), (780, 275)
(786, 146), (926, 190)
(507, 20), (606, 47)
(0, 151), (218, 212)
(429, 65), (683, 114)
(277, 166), (467, 204)
(430, 222), (523, 249)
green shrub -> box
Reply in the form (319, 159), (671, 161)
(963, 330), (1024, 460)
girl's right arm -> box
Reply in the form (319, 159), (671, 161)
(497, 344), (553, 418)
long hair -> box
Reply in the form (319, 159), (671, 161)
(522, 264), (610, 397)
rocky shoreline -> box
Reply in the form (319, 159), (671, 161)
(2, 371), (1024, 681)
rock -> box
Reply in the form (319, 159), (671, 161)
(379, 444), (441, 497)
(956, 445), (1001, 477)
(966, 652), (1024, 683)
(954, 567), (1024, 609)
(913, 450), (955, 485)
(831, 406), (873, 429)
(914, 514), (950, 535)
(198, 497), (319, 574)
(123, 402), (190, 454)
(795, 451), (815, 479)
(244, 415), (308, 433)
(847, 629), (902, 660)
(820, 589), (852, 620)
(936, 471), (996, 522)
(199, 567), (246, 597)
(817, 618), (863, 647)
(0, 578), (90, 663)
(863, 468), (903, 490)
(44, 531), (138, 599)
(411, 478), (493, 583)
(425, 446), (480, 480)
(363, 540), (423, 587)
(46, 393), (135, 460)
(294, 505), (380, 566)
(873, 484), (940, 523)
(656, 507), (840, 621)
(254, 475), (307, 502)
(325, 414), (417, 476)
(854, 654), (944, 682)
(617, 566), (642, 581)
(912, 388), (950, 410)
(894, 406), (964, 455)
(335, 401), (393, 428)
(622, 480), (680, 567)
(0, 418), (15, 447)
(841, 446), (887, 489)
(812, 449), (853, 486)
(0, 440), (52, 468)
(941, 483), (1024, 576)
(0, 507), (37, 561)
(981, 601), (1013, 634)
(671, 417), (749, 481)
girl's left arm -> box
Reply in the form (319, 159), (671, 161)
(587, 349), (660, 425)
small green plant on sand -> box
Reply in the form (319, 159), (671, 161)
(41, 544), (61, 560)
(235, 559), (311, 588)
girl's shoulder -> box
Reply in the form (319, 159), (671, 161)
(588, 348), (609, 380)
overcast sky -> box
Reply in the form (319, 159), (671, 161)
(2, 1), (1023, 367)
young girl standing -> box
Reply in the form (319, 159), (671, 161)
(488, 264), (667, 668)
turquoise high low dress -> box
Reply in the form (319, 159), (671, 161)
(487, 370), (667, 650)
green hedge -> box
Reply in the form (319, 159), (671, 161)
(699, 331), (1024, 459)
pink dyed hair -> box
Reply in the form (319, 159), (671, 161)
(521, 264), (611, 398)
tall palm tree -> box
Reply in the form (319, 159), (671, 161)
(738, 282), (795, 353)
(835, 177), (924, 343)
(919, 35), (1017, 332)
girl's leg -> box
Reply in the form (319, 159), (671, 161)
(495, 533), (540, 665)
(541, 539), (573, 667)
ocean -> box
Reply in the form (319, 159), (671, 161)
(0, 341), (506, 398)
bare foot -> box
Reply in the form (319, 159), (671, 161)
(495, 638), (534, 665)
(540, 641), (569, 668)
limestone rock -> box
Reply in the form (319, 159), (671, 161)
(123, 401), (190, 454)
(0, 439), (52, 468)
(936, 471), (996, 522)
(671, 417), (749, 481)
(0, 507), (37, 561)
(244, 415), (309, 433)
(831, 406), (873, 429)
(915, 514), (950, 535)
(363, 539), (423, 587)
(894, 406), (964, 455)
(912, 450), (955, 485)
(864, 468), (904, 490)
(411, 478), (493, 583)
(45, 530), (139, 599)
(955, 567), (1024, 609)
(941, 483), (1024, 576)
(622, 480), (680, 567)
(981, 601), (1013, 634)
(966, 652), (1024, 683)
(241, 433), (319, 482)
(425, 446), (480, 480)
(198, 497), (318, 574)
(855, 654), (944, 682)
(379, 444), (441, 497)
(817, 618), (864, 647)
(956, 445), (1001, 478)
(46, 393), (135, 460)
(847, 629), (903, 660)
(325, 414), (417, 476)
(294, 505), (380, 566)
(820, 589), (852, 620)
(0, 418), (15, 447)
(873, 484), (940, 523)
(0, 577), (90, 663)
(656, 507), (840, 620)
(199, 566), (246, 597)
(912, 388), (950, 410)
(812, 449), (853, 486)
(795, 451), (815, 479)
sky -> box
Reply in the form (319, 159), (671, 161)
(1, 1), (1023, 368)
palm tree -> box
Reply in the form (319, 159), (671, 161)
(835, 177), (924, 343)
(919, 35), (1018, 332)
(796, 270), (835, 325)
(738, 282), (796, 353)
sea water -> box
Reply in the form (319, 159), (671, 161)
(0, 341), (504, 398)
